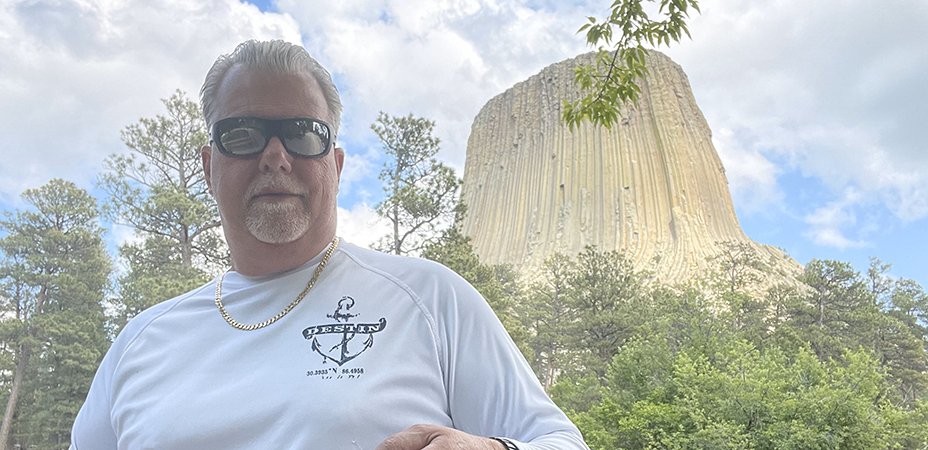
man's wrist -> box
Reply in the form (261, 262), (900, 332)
(490, 437), (519, 450)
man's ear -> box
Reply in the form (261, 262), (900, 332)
(201, 145), (213, 195)
(334, 147), (345, 184)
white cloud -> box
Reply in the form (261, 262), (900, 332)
(802, 188), (871, 249)
(109, 222), (144, 247)
(1, 0), (926, 263)
(712, 128), (782, 213)
(663, 0), (928, 228)
(803, 226), (868, 250)
(339, 145), (380, 198)
(0, 0), (301, 201)
(279, 0), (592, 170)
(276, 0), (928, 253)
(337, 202), (390, 248)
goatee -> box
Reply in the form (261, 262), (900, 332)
(244, 175), (311, 244)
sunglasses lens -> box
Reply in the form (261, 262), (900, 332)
(213, 117), (331, 157)
(217, 118), (268, 156)
(281, 119), (329, 157)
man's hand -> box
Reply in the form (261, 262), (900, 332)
(375, 424), (505, 450)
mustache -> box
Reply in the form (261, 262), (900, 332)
(245, 175), (309, 199)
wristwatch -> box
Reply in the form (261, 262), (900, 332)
(490, 437), (519, 450)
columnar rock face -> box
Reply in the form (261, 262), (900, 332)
(460, 51), (799, 284)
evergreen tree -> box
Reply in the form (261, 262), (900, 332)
(0, 179), (111, 450)
(97, 90), (225, 329)
(706, 240), (766, 294)
(519, 253), (577, 392)
(567, 246), (645, 377)
(780, 259), (879, 361)
(372, 112), (461, 256)
(866, 260), (928, 405)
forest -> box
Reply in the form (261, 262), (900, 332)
(1, 93), (926, 449)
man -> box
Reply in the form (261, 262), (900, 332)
(70, 40), (588, 450)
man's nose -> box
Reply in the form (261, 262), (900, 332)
(259, 137), (292, 173)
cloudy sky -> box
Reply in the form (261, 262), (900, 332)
(1, 0), (926, 283)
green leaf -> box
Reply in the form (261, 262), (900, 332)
(564, 0), (701, 129)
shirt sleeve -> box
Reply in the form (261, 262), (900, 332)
(70, 341), (120, 450)
(434, 269), (590, 450)
(69, 295), (182, 450)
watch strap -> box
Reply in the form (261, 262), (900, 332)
(490, 437), (519, 450)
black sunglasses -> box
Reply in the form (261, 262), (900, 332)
(211, 116), (334, 158)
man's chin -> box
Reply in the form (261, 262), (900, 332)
(245, 212), (311, 245)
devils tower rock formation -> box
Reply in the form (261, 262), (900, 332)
(460, 51), (800, 284)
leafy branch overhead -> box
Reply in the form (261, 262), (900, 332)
(563, 0), (700, 131)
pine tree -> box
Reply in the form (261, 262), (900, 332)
(866, 260), (928, 405)
(567, 246), (645, 377)
(372, 112), (461, 256)
(782, 259), (879, 361)
(520, 253), (577, 392)
(97, 90), (226, 330)
(707, 240), (767, 294)
(0, 179), (111, 450)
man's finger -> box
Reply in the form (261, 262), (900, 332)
(374, 424), (438, 450)
(375, 424), (504, 450)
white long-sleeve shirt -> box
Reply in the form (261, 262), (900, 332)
(71, 241), (588, 450)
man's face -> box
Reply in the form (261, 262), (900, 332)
(202, 65), (344, 247)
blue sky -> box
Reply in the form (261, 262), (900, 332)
(0, 0), (926, 284)
(245, 0), (275, 12)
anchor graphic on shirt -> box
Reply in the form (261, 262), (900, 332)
(302, 296), (387, 366)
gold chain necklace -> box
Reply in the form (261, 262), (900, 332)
(215, 237), (339, 331)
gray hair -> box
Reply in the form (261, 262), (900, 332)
(200, 40), (343, 135)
